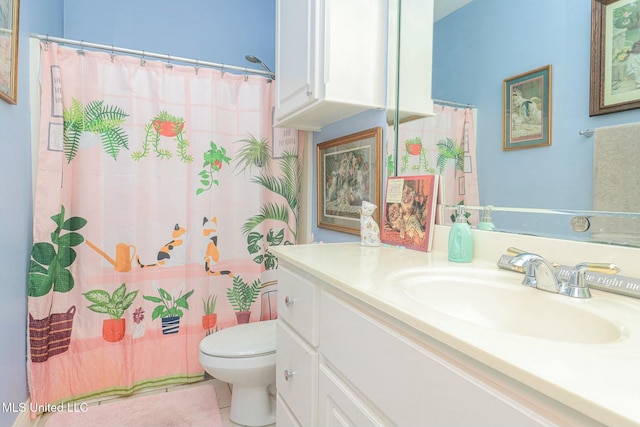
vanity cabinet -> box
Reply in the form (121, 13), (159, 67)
(274, 0), (386, 130)
(276, 262), (603, 427)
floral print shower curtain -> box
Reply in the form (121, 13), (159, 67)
(27, 42), (300, 410)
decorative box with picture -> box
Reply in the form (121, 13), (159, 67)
(381, 175), (439, 252)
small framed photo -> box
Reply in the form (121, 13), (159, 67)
(503, 65), (552, 151)
(0, 0), (19, 104)
(317, 127), (382, 235)
(381, 175), (439, 252)
(590, 0), (640, 116)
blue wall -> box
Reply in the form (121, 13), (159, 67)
(433, 0), (639, 210)
(0, 1), (63, 424)
(0, 1), (272, 424)
(63, 0), (275, 74)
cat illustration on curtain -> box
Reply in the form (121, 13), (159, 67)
(136, 223), (187, 268)
(203, 216), (233, 277)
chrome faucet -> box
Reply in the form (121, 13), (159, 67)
(508, 252), (620, 298)
(508, 253), (564, 293)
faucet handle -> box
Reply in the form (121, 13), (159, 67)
(506, 247), (526, 256)
(584, 262), (621, 275)
(564, 262), (620, 298)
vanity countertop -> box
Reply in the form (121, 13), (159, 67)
(271, 232), (640, 426)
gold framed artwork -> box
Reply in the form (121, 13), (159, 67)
(503, 65), (552, 151)
(0, 0), (19, 104)
(317, 127), (382, 235)
(590, 0), (640, 116)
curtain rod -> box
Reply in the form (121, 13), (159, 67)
(30, 33), (276, 79)
(432, 98), (476, 109)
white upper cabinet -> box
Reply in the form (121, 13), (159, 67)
(387, 0), (435, 123)
(275, 0), (386, 131)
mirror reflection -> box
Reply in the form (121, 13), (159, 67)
(393, 0), (640, 247)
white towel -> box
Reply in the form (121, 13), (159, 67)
(591, 122), (640, 246)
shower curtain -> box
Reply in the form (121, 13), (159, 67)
(388, 105), (479, 223)
(27, 42), (301, 410)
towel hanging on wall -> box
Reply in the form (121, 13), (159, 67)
(591, 121), (640, 245)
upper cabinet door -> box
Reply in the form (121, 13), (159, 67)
(275, 0), (316, 123)
(275, 0), (386, 131)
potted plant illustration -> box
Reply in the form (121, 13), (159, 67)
(226, 276), (262, 324)
(133, 111), (193, 163)
(27, 205), (87, 362)
(143, 282), (195, 335)
(63, 98), (129, 162)
(196, 141), (231, 195)
(83, 283), (139, 342)
(405, 137), (423, 156)
(202, 295), (218, 335)
(132, 307), (146, 339)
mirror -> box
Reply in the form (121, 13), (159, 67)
(391, 0), (640, 248)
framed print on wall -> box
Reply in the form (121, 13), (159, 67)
(503, 65), (552, 151)
(590, 0), (640, 116)
(317, 127), (382, 235)
(0, 0), (19, 104)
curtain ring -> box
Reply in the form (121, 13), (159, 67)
(110, 45), (115, 62)
(140, 51), (146, 67)
(220, 63), (225, 78)
(77, 40), (85, 56)
(194, 59), (200, 75)
(166, 54), (173, 69)
(44, 34), (50, 51)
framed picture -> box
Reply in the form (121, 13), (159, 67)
(502, 65), (552, 151)
(317, 127), (382, 235)
(590, 0), (640, 116)
(381, 175), (439, 252)
(0, 0), (19, 104)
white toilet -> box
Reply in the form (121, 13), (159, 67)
(199, 319), (276, 427)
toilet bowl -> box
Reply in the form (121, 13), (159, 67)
(199, 319), (276, 427)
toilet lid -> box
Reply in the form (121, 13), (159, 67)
(200, 320), (276, 358)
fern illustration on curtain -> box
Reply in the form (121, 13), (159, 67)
(27, 42), (301, 409)
(387, 105), (479, 223)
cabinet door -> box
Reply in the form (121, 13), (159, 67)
(319, 364), (391, 427)
(277, 321), (318, 426)
(275, 0), (316, 121)
(320, 290), (554, 427)
(277, 393), (302, 427)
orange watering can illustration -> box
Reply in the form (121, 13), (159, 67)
(86, 240), (137, 272)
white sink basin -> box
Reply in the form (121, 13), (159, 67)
(386, 267), (624, 344)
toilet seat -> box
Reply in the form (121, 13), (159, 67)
(200, 319), (276, 358)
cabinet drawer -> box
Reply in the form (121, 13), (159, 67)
(278, 266), (319, 346)
(277, 321), (318, 426)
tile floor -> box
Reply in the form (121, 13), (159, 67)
(32, 379), (275, 427)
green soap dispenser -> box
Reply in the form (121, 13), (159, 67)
(477, 205), (496, 231)
(448, 205), (474, 263)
